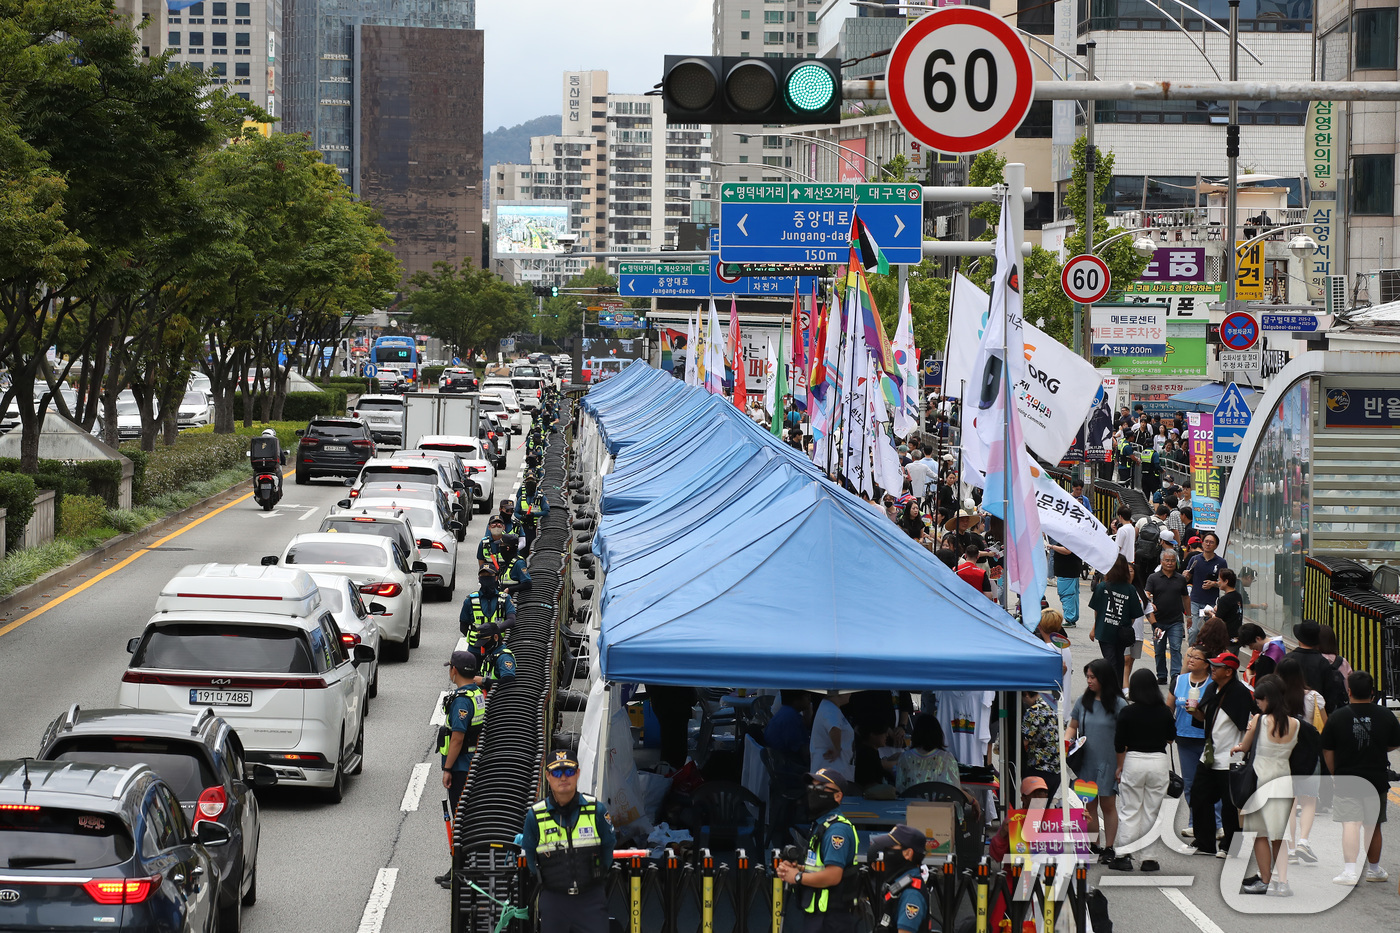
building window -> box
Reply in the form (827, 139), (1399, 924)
(212, 2), (226, 13)
(740, 30), (749, 39)
(168, 31), (180, 45)
(187, 61), (204, 72)
(235, 62), (250, 76)
(1353, 154), (1394, 215)
(740, 9), (750, 18)
(764, 11), (783, 23)
(1355, 9), (1398, 70)
(211, 61), (227, 75)
(739, 155), (749, 163)
(213, 32), (226, 46)
(236, 92), (249, 100)
(807, 32), (818, 43)
(235, 33), (249, 46)
(189, 2), (203, 13)
(1015, 100), (1053, 137)
(808, 11), (816, 23)
(189, 32), (204, 46)
(1018, 0), (1054, 35)
(765, 51), (783, 58)
(764, 31), (784, 43)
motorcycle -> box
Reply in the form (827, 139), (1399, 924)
(250, 435), (286, 511)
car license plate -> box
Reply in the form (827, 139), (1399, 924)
(190, 689), (252, 706)
(323, 444), (346, 452)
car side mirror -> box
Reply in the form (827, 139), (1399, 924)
(450, 520), (463, 534)
(411, 560), (428, 574)
(337, 499), (352, 509)
(295, 429), (305, 437)
(260, 555), (279, 566)
(127, 636), (141, 654)
(452, 481), (465, 491)
(245, 764), (279, 788)
(369, 602), (388, 614)
(418, 538), (433, 549)
(194, 820), (231, 848)
(353, 644), (377, 665)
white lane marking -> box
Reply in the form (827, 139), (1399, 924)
(429, 690), (449, 727)
(1162, 888), (1228, 933)
(257, 510), (280, 519)
(298, 506), (320, 521)
(455, 636), (470, 652)
(355, 867), (398, 933)
(400, 763), (432, 812)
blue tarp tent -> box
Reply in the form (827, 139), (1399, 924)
(583, 363), (1063, 692)
(1166, 382), (1256, 412)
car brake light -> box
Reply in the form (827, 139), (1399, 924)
(359, 582), (402, 597)
(349, 489), (359, 498)
(299, 437), (319, 447)
(429, 541), (448, 551)
(352, 439), (374, 448)
(0, 803), (40, 811)
(351, 410), (359, 418)
(195, 786), (227, 824)
(84, 876), (159, 905)
(341, 633), (362, 646)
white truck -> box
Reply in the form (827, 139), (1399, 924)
(401, 392), (479, 450)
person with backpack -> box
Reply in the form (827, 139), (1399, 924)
(1284, 620), (1351, 715)
(1135, 504), (1170, 580)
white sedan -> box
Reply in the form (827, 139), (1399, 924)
(307, 572), (383, 703)
(415, 436), (496, 512)
(345, 498), (460, 598)
(269, 533), (424, 662)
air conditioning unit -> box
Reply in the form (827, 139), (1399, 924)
(1380, 269), (1400, 304)
(1325, 274), (1348, 315)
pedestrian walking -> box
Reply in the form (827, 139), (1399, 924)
(1321, 671), (1400, 885)
(1048, 537), (1084, 628)
(521, 750), (616, 932)
(1112, 669), (1175, 872)
(1088, 556), (1143, 687)
(1277, 656), (1325, 867)
(1171, 646), (1210, 840)
(1188, 651), (1256, 858)
(1146, 549), (1191, 685)
(1067, 657), (1125, 863)
(1232, 675), (1300, 895)
(1184, 531), (1227, 621)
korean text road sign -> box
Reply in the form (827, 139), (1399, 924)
(1261, 312), (1322, 332)
(718, 182), (923, 264)
(619, 263), (710, 298)
(708, 229), (819, 295)
(1061, 254), (1111, 304)
(1091, 304), (1166, 357)
(1220, 310), (1260, 351)
(1235, 241), (1264, 301)
(885, 7), (1035, 155)
(1213, 381), (1252, 467)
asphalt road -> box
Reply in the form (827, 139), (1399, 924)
(0, 419), (534, 933)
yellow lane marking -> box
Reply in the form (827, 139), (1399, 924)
(0, 471), (289, 640)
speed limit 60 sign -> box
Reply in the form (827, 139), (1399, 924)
(1061, 254), (1112, 304)
(886, 8), (1035, 156)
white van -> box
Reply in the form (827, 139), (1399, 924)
(118, 564), (374, 802)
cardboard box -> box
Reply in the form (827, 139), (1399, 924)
(905, 801), (956, 856)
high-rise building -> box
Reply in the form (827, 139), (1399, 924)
(487, 71), (712, 286)
(146, 0), (281, 116)
(281, 0), (475, 181)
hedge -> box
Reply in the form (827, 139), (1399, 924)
(121, 434), (246, 504)
(233, 389), (347, 423)
(316, 377), (372, 395)
(61, 494), (108, 536)
(185, 421), (304, 449)
(0, 473), (38, 552)
(422, 366), (446, 385)
(0, 457), (124, 509)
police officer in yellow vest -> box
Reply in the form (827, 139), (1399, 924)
(514, 473), (549, 556)
(775, 768), (860, 933)
(521, 750), (615, 933)
(435, 650), (485, 888)
(459, 570), (516, 642)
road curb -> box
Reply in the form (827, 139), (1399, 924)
(0, 477), (252, 623)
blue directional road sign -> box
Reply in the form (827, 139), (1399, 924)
(1261, 312), (1321, 332)
(708, 229), (817, 297)
(719, 182), (924, 264)
(619, 262), (709, 298)
(1212, 381), (1252, 467)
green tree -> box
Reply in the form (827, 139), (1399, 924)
(402, 260), (530, 357)
(1062, 135), (1150, 303)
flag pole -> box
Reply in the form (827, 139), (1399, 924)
(999, 186), (1012, 615)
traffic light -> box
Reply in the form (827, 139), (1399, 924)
(531, 286), (550, 297)
(661, 56), (842, 125)
(596, 286), (618, 294)
(551, 285), (559, 298)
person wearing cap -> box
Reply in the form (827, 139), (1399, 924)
(496, 498), (524, 539)
(868, 825), (928, 933)
(436, 651), (485, 888)
(497, 536), (532, 597)
(1188, 651), (1257, 857)
(514, 471), (550, 556)
(460, 569), (517, 643)
(468, 622), (516, 692)
(775, 769), (860, 931)
(521, 750), (615, 931)
(1284, 619), (1349, 714)
(478, 515), (509, 573)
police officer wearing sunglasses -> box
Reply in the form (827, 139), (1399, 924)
(775, 769), (860, 933)
(521, 750), (616, 932)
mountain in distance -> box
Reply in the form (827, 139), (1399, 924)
(482, 114), (561, 180)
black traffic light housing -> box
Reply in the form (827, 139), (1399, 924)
(531, 285), (561, 298)
(661, 56), (842, 125)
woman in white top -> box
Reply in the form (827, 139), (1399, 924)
(1232, 674), (1300, 896)
(1277, 656), (1326, 867)
(809, 692), (855, 782)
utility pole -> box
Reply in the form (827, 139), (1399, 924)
(1080, 40), (1098, 498)
(1224, 0), (1241, 315)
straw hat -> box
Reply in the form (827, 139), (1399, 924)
(943, 508), (981, 531)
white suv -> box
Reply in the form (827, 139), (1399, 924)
(350, 394), (406, 447)
(480, 381), (524, 433)
(118, 564), (374, 802)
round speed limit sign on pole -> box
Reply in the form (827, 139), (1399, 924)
(886, 8), (1035, 155)
(1061, 254), (1112, 304)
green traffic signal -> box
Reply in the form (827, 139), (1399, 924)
(551, 286), (559, 298)
(785, 61), (837, 113)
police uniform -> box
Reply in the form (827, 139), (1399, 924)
(436, 652), (485, 888)
(799, 808), (860, 932)
(477, 534), (507, 571)
(470, 627), (517, 691)
(500, 554), (532, 595)
(870, 826), (930, 933)
(459, 586), (515, 641)
(522, 752), (615, 933)
(514, 482), (549, 555)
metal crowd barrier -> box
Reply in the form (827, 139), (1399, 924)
(1303, 555), (1373, 630)
(1328, 587), (1400, 700)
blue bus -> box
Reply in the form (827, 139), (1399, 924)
(372, 336), (419, 381)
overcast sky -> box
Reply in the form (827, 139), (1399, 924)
(478, 0), (712, 131)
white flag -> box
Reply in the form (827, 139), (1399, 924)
(890, 282), (919, 438)
(763, 338), (778, 415)
(704, 300), (725, 394)
(842, 333), (874, 497)
(684, 308), (698, 386)
(870, 353), (906, 494)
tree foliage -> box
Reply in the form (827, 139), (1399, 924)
(401, 260), (531, 355)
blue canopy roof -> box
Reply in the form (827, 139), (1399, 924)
(1166, 382), (1257, 412)
(585, 362), (1062, 692)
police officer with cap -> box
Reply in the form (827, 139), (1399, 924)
(521, 749), (615, 933)
(478, 515), (509, 573)
(869, 825), (929, 933)
(496, 498), (524, 541)
(497, 536), (532, 596)
(468, 622), (516, 692)
(514, 471), (549, 556)
(460, 569), (516, 643)
(436, 650), (485, 888)
(775, 768), (860, 932)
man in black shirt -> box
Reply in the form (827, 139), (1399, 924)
(1049, 536), (1084, 628)
(1284, 619), (1348, 713)
(1321, 670), (1400, 885)
(1145, 550), (1192, 685)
